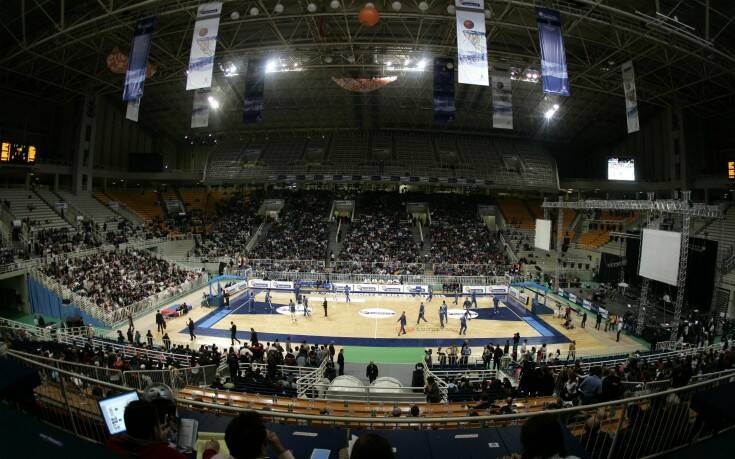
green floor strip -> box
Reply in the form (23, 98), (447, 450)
(342, 346), (424, 364)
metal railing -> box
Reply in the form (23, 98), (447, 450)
(7, 348), (735, 459)
(123, 365), (219, 391)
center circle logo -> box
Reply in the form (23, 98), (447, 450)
(359, 308), (396, 319)
(446, 309), (479, 320)
(276, 305), (311, 315)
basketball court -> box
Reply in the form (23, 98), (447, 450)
(120, 285), (644, 363)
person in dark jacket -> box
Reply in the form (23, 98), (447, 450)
(106, 400), (187, 459)
(337, 349), (345, 376)
(366, 361), (379, 384)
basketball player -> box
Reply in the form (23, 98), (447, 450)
(416, 302), (428, 324)
(344, 285), (351, 303)
(265, 289), (273, 313)
(248, 290), (255, 313)
(427, 285), (433, 302)
(397, 311), (407, 335)
(493, 296), (500, 314)
(439, 301), (448, 328)
(459, 310), (470, 335)
(289, 299), (297, 323)
(471, 290), (478, 308)
(303, 296), (311, 317)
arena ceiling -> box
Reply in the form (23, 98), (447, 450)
(2, 0), (735, 146)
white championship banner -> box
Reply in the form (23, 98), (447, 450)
(186, 2), (222, 90)
(125, 98), (141, 122)
(455, 0), (484, 8)
(621, 60), (640, 134)
(456, 8), (489, 86)
(491, 71), (513, 129)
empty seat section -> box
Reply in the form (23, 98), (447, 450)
(1, 189), (70, 231)
(105, 191), (163, 221)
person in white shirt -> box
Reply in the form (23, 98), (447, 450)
(211, 411), (294, 459)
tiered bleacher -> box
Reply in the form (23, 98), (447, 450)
(201, 132), (559, 190)
(57, 190), (122, 226)
(335, 192), (422, 274)
(2, 188), (70, 231)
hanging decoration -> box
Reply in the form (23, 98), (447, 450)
(106, 48), (128, 74)
(536, 8), (570, 96)
(186, 2), (223, 90)
(331, 76), (397, 93)
(122, 17), (156, 102)
(455, 2), (489, 86)
(358, 3), (380, 27)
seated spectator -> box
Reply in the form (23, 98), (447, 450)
(106, 399), (187, 459)
(350, 432), (395, 459)
(513, 413), (579, 459)
(212, 411), (293, 459)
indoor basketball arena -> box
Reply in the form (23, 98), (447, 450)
(1, 1), (734, 458)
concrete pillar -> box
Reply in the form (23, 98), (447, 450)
(73, 95), (97, 195)
(53, 173), (59, 192)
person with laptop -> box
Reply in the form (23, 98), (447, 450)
(107, 399), (187, 459)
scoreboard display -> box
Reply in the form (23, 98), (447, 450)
(729, 160), (735, 182)
(0, 142), (37, 165)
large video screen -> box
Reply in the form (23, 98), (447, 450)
(608, 157), (635, 181)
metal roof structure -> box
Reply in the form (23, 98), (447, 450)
(2, 0), (734, 146)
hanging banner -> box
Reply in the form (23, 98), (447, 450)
(455, 0), (484, 8)
(536, 8), (570, 96)
(243, 59), (265, 124)
(433, 57), (456, 125)
(122, 17), (156, 101)
(125, 98), (141, 122)
(491, 71), (513, 129)
(621, 60), (640, 134)
(456, 9), (489, 86)
(191, 90), (210, 128)
(186, 2), (223, 90)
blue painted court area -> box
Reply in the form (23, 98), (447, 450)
(185, 292), (570, 347)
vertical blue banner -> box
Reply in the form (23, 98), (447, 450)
(536, 8), (570, 96)
(122, 17), (156, 102)
(243, 59), (265, 124)
(433, 57), (456, 125)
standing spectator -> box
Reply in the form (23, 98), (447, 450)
(581, 312), (587, 328)
(337, 349), (345, 376)
(366, 361), (379, 384)
(567, 340), (576, 361)
(146, 330), (153, 347)
(155, 310), (165, 333)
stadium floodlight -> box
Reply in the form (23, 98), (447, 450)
(553, 103), (560, 110)
(447, 5), (456, 14)
(417, 59), (428, 70)
(274, 3), (284, 14)
(249, 7), (259, 16)
(418, 1), (429, 11)
(266, 59), (278, 73)
(544, 109), (554, 119)
(391, 1), (402, 11)
(307, 2), (317, 13)
(207, 96), (220, 109)
(330, 0), (341, 9)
